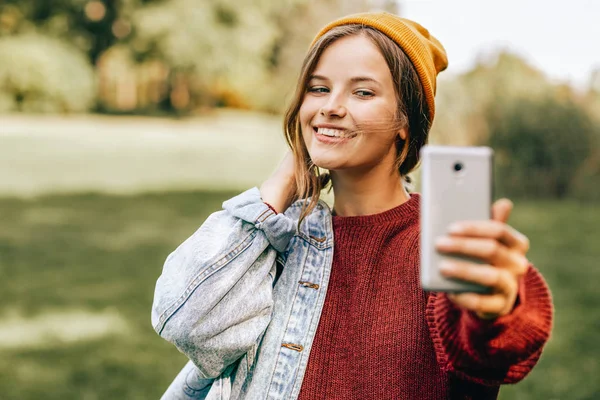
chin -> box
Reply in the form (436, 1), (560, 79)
(309, 154), (348, 171)
(304, 138), (353, 171)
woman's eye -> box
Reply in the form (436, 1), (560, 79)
(308, 86), (329, 94)
(355, 90), (374, 97)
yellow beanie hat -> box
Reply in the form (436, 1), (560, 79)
(311, 12), (448, 122)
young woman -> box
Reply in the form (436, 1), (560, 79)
(152, 12), (553, 400)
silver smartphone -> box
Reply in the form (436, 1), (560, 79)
(420, 145), (493, 293)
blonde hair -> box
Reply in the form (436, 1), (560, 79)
(284, 25), (431, 224)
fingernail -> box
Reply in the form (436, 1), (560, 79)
(435, 237), (453, 247)
(447, 223), (464, 234)
(439, 261), (454, 273)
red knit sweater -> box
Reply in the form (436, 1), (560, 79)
(297, 193), (553, 400)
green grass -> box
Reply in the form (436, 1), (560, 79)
(0, 191), (233, 399)
(498, 199), (600, 400)
(0, 192), (598, 399)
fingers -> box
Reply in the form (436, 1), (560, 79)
(439, 260), (517, 294)
(447, 220), (530, 253)
(447, 292), (513, 318)
(436, 237), (529, 276)
(441, 260), (518, 317)
(492, 198), (513, 223)
(435, 198), (527, 319)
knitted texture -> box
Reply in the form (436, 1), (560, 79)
(297, 193), (553, 400)
(311, 12), (448, 122)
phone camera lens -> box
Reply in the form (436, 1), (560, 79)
(453, 162), (463, 172)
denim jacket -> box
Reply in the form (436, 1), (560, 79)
(152, 187), (335, 399)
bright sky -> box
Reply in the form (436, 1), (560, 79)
(399, 0), (600, 88)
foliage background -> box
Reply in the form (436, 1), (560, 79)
(0, 0), (599, 398)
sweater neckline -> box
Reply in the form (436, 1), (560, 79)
(331, 193), (420, 228)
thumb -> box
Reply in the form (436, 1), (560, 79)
(492, 198), (513, 223)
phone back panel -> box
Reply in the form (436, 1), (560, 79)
(420, 146), (493, 293)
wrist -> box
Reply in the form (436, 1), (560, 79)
(263, 201), (279, 214)
(260, 177), (296, 213)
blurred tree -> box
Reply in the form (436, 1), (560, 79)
(572, 69), (600, 201)
(130, 0), (281, 110)
(430, 50), (600, 200)
(0, 34), (96, 113)
(487, 96), (597, 199)
(0, 0), (149, 113)
(3, 0), (110, 63)
(432, 51), (554, 146)
(128, 0), (369, 112)
(584, 68), (600, 125)
(0, 0), (373, 114)
(0, 0), (164, 60)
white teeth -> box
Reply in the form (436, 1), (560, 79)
(317, 127), (349, 138)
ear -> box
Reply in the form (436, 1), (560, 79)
(398, 128), (408, 141)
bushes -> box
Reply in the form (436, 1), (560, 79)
(0, 34), (96, 113)
(431, 51), (600, 201)
(487, 97), (599, 200)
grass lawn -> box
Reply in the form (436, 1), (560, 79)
(0, 191), (598, 399)
(0, 112), (287, 197)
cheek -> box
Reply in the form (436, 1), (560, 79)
(298, 105), (308, 127)
(299, 102), (317, 138)
(366, 105), (400, 140)
(299, 96), (322, 122)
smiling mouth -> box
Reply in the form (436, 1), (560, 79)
(314, 127), (357, 139)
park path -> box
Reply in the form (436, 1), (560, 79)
(0, 110), (287, 197)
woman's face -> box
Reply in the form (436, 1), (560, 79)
(299, 34), (403, 174)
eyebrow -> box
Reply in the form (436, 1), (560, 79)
(309, 74), (380, 85)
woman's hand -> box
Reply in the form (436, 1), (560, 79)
(435, 199), (530, 320)
(259, 151), (298, 214)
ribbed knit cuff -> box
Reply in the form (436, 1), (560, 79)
(426, 265), (554, 385)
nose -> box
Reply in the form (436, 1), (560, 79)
(319, 93), (347, 118)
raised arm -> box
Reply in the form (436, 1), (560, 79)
(152, 187), (296, 383)
(427, 265), (553, 385)
(428, 198), (554, 385)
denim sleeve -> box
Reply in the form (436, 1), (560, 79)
(151, 187), (296, 382)
(160, 361), (213, 399)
